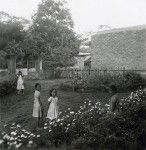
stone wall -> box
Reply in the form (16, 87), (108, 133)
(91, 25), (146, 70)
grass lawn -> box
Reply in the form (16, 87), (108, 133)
(0, 79), (129, 131)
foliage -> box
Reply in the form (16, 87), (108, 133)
(0, 89), (146, 149)
(0, 75), (17, 97)
(0, 11), (28, 53)
(0, 11), (29, 68)
(29, 0), (80, 66)
(81, 71), (145, 92)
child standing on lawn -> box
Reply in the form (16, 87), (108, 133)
(46, 89), (59, 121)
(32, 83), (44, 128)
(17, 71), (24, 94)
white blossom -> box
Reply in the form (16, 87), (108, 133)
(0, 139), (3, 144)
(29, 141), (33, 144)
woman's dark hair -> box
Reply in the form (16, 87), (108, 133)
(35, 83), (41, 90)
(50, 88), (57, 96)
(109, 85), (117, 94)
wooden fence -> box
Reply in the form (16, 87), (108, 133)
(58, 69), (146, 80)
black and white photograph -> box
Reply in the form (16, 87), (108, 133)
(0, 0), (146, 149)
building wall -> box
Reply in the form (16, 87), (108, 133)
(91, 25), (146, 70)
(74, 56), (85, 68)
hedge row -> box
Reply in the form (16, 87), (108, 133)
(60, 71), (146, 92)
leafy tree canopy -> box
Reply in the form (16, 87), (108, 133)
(29, 0), (81, 67)
(0, 11), (29, 55)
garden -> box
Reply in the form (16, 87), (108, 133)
(0, 0), (146, 149)
(0, 77), (146, 150)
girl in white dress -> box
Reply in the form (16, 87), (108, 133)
(32, 83), (43, 128)
(46, 89), (59, 120)
(17, 71), (24, 94)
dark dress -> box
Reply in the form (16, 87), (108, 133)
(109, 94), (119, 113)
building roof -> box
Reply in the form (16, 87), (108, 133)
(77, 52), (91, 56)
(84, 56), (91, 62)
(92, 25), (146, 38)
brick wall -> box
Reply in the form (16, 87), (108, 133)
(91, 25), (146, 70)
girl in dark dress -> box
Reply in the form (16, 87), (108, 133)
(109, 85), (119, 114)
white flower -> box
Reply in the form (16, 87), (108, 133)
(37, 135), (40, 138)
(3, 134), (10, 140)
(57, 119), (61, 122)
(44, 123), (47, 126)
(12, 123), (15, 126)
(16, 124), (21, 128)
(30, 133), (35, 137)
(21, 134), (25, 138)
(15, 143), (22, 149)
(70, 111), (74, 114)
(10, 126), (15, 129)
(44, 127), (47, 129)
(10, 137), (14, 141)
(49, 130), (52, 132)
(11, 132), (17, 136)
(29, 141), (33, 144)
(0, 139), (3, 144)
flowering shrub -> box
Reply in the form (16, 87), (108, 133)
(0, 89), (146, 149)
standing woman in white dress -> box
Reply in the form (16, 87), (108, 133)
(46, 89), (59, 121)
(32, 83), (44, 128)
(17, 71), (24, 94)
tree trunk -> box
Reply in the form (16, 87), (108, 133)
(35, 56), (43, 79)
(7, 55), (16, 75)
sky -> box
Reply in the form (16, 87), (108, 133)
(0, 0), (146, 33)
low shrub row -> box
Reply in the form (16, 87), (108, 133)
(0, 75), (17, 97)
(60, 71), (146, 92)
(0, 89), (146, 149)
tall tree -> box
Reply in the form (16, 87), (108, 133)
(30, 0), (80, 67)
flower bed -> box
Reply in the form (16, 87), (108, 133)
(0, 89), (146, 149)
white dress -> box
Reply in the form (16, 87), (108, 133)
(46, 97), (58, 120)
(17, 75), (24, 90)
(32, 90), (42, 118)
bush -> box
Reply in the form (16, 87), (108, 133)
(123, 71), (145, 90)
(0, 75), (17, 97)
(81, 71), (146, 92)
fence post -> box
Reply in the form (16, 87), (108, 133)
(123, 67), (125, 75)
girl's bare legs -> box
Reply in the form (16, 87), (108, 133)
(17, 90), (20, 95)
(21, 89), (24, 94)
